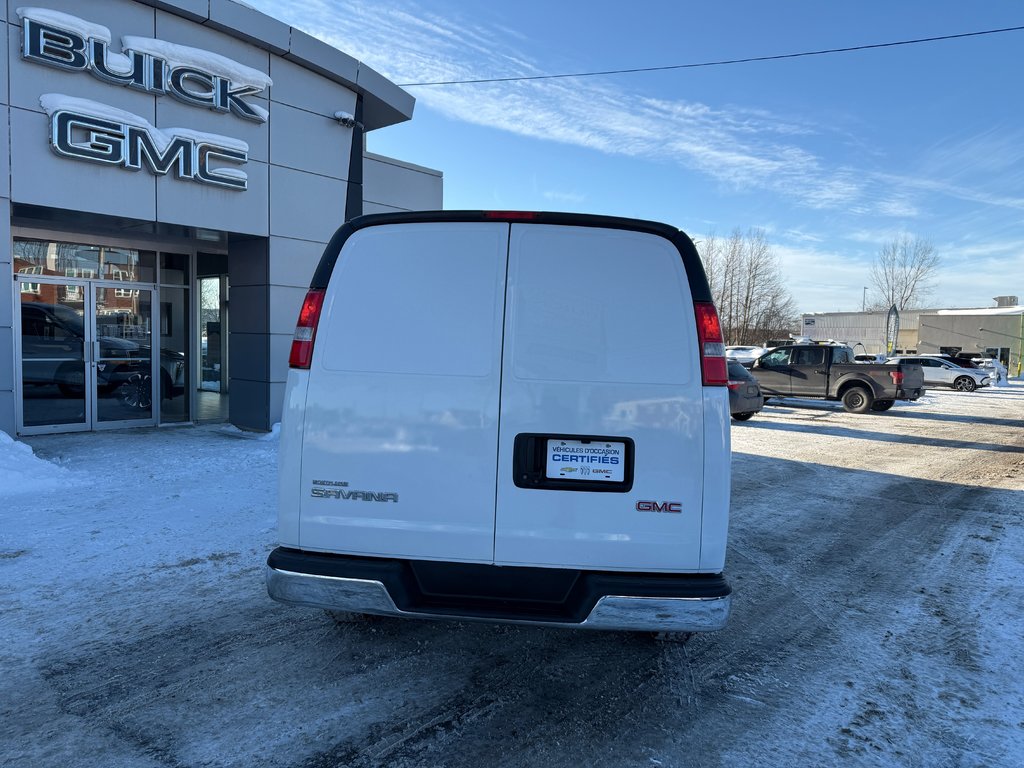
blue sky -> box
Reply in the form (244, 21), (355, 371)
(252, 0), (1024, 313)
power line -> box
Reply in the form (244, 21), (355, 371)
(397, 24), (1024, 87)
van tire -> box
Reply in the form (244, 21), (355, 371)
(841, 386), (874, 414)
(870, 399), (894, 412)
(731, 412), (755, 421)
(953, 376), (977, 392)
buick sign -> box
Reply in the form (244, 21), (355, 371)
(19, 8), (271, 122)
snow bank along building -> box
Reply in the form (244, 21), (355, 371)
(800, 295), (1023, 374)
(2, 0), (442, 436)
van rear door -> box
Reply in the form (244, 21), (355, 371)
(297, 222), (508, 562)
(493, 224), (706, 572)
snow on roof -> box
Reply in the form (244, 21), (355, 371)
(17, 7), (112, 44)
(122, 36), (273, 92)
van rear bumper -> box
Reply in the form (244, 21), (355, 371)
(266, 547), (731, 632)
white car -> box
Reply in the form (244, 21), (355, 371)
(267, 211), (733, 634)
(972, 357), (1008, 384)
(725, 345), (766, 366)
(886, 355), (990, 392)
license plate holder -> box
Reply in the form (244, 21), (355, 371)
(546, 439), (626, 482)
(513, 433), (634, 492)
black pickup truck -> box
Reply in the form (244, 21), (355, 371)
(750, 344), (925, 413)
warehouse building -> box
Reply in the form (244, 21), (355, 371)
(801, 295), (1022, 374)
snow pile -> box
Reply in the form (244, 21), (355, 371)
(0, 430), (74, 496)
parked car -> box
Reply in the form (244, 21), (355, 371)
(973, 357), (1008, 384)
(727, 360), (764, 421)
(20, 302), (184, 407)
(919, 353), (981, 369)
(952, 351), (985, 367)
(750, 344), (925, 413)
(725, 345), (766, 367)
(886, 355), (990, 392)
(267, 211), (734, 634)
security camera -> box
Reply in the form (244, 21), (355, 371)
(334, 111), (359, 129)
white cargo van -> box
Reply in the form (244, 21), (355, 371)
(267, 211), (732, 632)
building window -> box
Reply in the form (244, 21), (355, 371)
(18, 266), (42, 293)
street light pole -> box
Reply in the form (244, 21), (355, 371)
(862, 287), (868, 312)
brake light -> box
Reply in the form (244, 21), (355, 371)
(889, 370), (904, 385)
(289, 288), (326, 369)
(694, 301), (727, 386)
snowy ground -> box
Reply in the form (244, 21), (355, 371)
(1, 384), (1022, 767)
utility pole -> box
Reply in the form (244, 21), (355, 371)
(862, 286), (868, 312)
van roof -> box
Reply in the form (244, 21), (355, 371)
(311, 210), (712, 302)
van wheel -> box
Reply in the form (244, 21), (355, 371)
(870, 399), (894, 412)
(731, 412), (755, 421)
(841, 386), (874, 414)
(953, 376), (977, 392)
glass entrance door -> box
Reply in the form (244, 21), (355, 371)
(16, 279), (157, 432)
(93, 284), (156, 426)
(18, 280), (91, 431)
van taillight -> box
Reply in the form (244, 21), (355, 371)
(289, 288), (326, 369)
(694, 301), (727, 386)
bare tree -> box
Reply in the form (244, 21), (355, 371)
(869, 235), (940, 310)
(698, 228), (797, 345)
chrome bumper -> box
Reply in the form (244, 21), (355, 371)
(266, 566), (731, 633)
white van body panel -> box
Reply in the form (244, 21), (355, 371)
(277, 370), (310, 548)
(493, 225), (705, 571)
(699, 389), (731, 570)
(297, 223), (508, 562)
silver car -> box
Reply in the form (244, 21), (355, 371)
(886, 355), (990, 392)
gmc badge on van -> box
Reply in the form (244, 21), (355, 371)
(636, 501), (682, 513)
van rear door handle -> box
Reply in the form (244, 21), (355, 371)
(815, 369), (826, 374)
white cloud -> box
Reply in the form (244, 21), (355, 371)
(251, 0), (886, 212)
(249, 0), (1024, 313)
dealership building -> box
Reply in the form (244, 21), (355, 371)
(800, 295), (1023, 374)
(2, 0), (442, 436)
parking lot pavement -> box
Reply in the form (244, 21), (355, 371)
(2, 384), (1022, 767)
